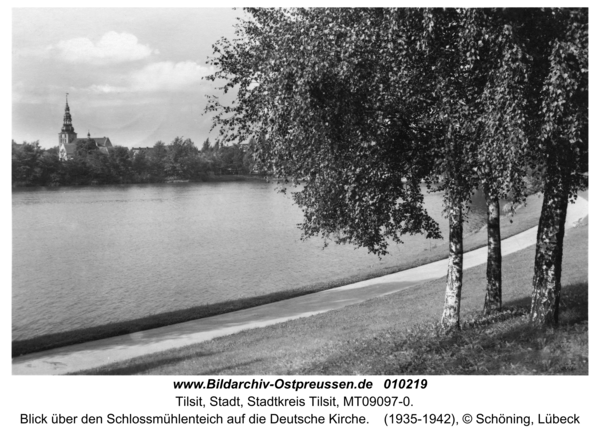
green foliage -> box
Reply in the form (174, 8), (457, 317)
(206, 8), (587, 329)
(219, 144), (247, 174)
(205, 8), (575, 253)
(164, 137), (198, 179)
(108, 146), (133, 182)
(207, 8), (443, 256)
(11, 138), (257, 187)
(524, 9), (587, 326)
(201, 138), (211, 152)
(75, 138), (99, 157)
(536, 9), (588, 196)
(11, 140), (53, 186)
(406, 9), (536, 211)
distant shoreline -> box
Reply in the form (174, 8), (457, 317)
(11, 174), (270, 189)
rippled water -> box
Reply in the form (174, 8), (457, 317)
(12, 182), (486, 341)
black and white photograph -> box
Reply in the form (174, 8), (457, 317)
(7, 3), (595, 433)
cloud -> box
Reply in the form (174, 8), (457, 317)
(88, 84), (126, 94)
(13, 81), (71, 105)
(87, 61), (214, 94)
(54, 32), (157, 64)
(130, 61), (213, 91)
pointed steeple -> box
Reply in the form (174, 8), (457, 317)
(58, 93), (78, 147)
(61, 93), (75, 134)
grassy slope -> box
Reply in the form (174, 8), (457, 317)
(79, 216), (588, 376)
(15, 193), (545, 357)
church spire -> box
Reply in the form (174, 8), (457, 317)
(58, 93), (78, 148)
(61, 93), (75, 134)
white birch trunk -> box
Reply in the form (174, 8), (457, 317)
(441, 202), (463, 329)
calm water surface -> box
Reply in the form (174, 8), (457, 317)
(13, 182), (484, 341)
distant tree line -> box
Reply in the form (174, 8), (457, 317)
(11, 137), (259, 187)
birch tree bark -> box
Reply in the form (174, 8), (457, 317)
(483, 191), (502, 314)
(441, 202), (463, 329)
(530, 182), (569, 326)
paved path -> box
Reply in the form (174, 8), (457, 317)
(13, 197), (588, 375)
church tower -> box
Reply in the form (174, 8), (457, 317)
(58, 94), (77, 146)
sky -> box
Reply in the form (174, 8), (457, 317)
(12, 8), (244, 149)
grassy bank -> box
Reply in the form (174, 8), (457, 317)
(13, 193), (545, 357)
(77, 216), (587, 375)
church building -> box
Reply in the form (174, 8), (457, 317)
(58, 95), (114, 161)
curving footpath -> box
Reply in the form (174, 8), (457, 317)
(12, 196), (588, 375)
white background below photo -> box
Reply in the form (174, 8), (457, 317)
(6, 376), (598, 433)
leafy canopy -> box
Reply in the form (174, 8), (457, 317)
(207, 8), (442, 255)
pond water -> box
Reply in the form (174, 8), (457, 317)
(12, 181), (488, 340)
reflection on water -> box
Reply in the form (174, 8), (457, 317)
(12, 182), (488, 340)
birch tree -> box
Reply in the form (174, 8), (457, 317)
(421, 9), (530, 325)
(465, 10), (530, 315)
(528, 9), (588, 326)
(207, 8), (442, 256)
(206, 8), (585, 330)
